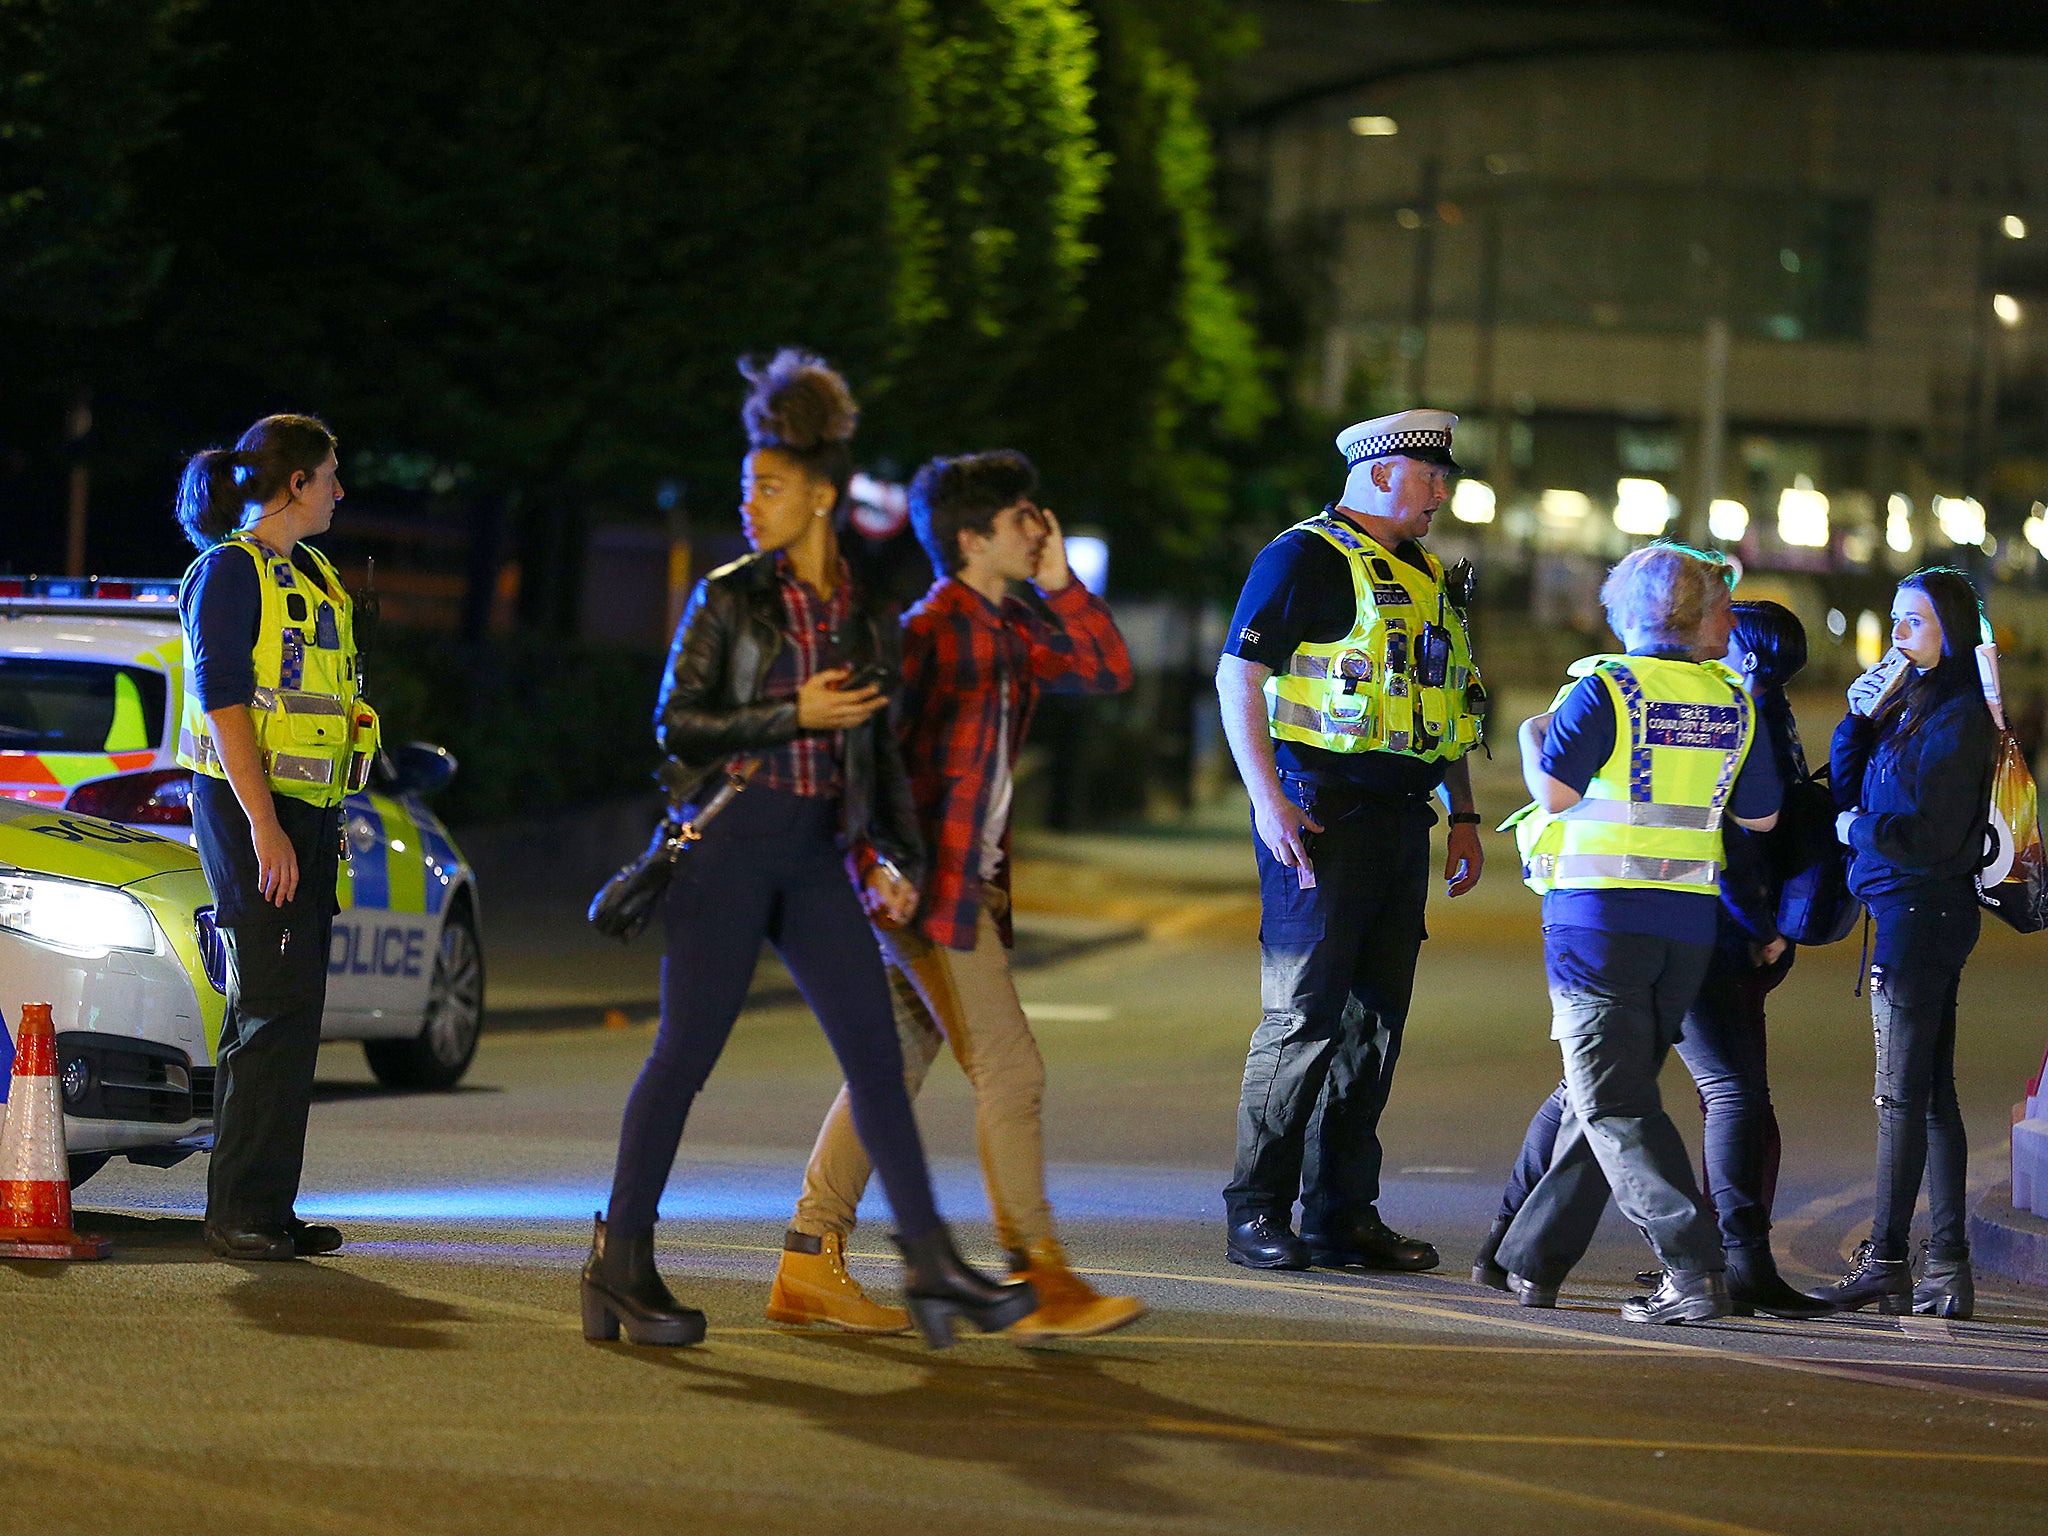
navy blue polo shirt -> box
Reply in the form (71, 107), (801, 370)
(1538, 650), (1781, 946)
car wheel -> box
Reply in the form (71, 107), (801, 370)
(363, 899), (485, 1090)
(67, 1152), (110, 1188)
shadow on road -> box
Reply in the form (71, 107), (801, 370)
(609, 1334), (1427, 1515)
(225, 1263), (467, 1351)
(309, 1081), (504, 1104)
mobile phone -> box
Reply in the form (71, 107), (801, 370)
(839, 662), (895, 693)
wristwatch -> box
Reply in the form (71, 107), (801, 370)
(1448, 812), (1482, 826)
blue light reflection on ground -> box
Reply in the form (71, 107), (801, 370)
(87, 1163), (1501, 1227)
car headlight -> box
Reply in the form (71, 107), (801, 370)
(0, 874), (159, 957)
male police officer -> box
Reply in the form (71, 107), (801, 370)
(1216, 409), (1486, 1271)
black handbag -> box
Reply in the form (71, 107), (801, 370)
(1773, 762), (1862, 946)
(587, 758), (760, 941)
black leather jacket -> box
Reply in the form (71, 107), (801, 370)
(653, 549), (924, 886)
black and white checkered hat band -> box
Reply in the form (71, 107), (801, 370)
(1344, 429), (1452, 466)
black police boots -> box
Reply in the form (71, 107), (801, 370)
(1226, 1213), (1310, 1270)
(1725, 1243), (1834, 1320)
(1913, 1244), (1974, 1320)
(581, 1213), (708, 1346)
(287, 1217), (344, 1256)
(1305, 1208), (1439, 1272)
(1806, 1240), (1911, 1315)
(203, 1222), (295, 1262)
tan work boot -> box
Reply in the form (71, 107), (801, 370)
(765, 1230), (911, 1334)
(1007, 1238), (1148, 1343)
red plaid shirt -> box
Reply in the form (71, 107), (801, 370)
(899, 576), (1131, 949)
(755, 556), (854, 798)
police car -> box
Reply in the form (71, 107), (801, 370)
(0, 794), (222, 1185)
(0, 575), (485, 1097)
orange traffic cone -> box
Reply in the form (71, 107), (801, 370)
(0, 1004), (109, 1259)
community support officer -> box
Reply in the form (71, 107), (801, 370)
(174, 413), (375, 1262)
(1494, 544), (1780, 1324)
(1215, 409), (1487, 1273)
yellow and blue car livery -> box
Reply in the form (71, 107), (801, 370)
(1, 576), (485, 1104)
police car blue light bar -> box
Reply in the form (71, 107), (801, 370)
(0, 575), (182, 608)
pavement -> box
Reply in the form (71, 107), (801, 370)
(14, 783), (2048, 1534)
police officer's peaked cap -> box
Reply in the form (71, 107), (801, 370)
(1336, 409), (1460, 472)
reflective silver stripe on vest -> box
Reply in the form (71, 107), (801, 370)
(1286, 654), (1331, 680)
(277, 690), (347, 718)
(1550, 853), (1720, 886)
(247, 686), (348, 718)
(270, 752), (340, 785)
(1272, 698), (1371, 736)
(1557, 799), (1720, 830)
(179, 728), (221, 769)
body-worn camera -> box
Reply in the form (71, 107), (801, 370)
(1417, 623), (1452, 688)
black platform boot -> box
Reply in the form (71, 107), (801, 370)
(1472, 1214), (1513, 1292)
(1725, 1244), (1835, 1320)
(1913, 1244), (1974, 1320)
(1805, 1239), (1911, 1315)
(581, 1213), (707, 1346)
(893, 1226), (1039, 1348)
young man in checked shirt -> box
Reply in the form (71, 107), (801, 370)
(768, 451), (1146, 1340)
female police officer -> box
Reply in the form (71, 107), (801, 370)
(175, 413), (375, 1261)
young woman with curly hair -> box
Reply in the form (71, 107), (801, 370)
(582, 351), (1035, 1348)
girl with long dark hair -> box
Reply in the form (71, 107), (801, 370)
(1811, 567), (1997, 1317)
(582, 351), (1035, 1347)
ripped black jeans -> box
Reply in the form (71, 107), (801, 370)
(1866, 894), (1979, 1262)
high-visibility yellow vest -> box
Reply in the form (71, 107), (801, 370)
(1262, 514), (1484, 763)
(1504, 653), (1754, 897)
(176, 533), (379, 807)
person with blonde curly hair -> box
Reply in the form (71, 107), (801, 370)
(582, 350), (1035, 1350)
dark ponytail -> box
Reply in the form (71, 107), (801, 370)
(175, 413), (338, 550)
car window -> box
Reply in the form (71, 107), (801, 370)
(0, 660), (168, 752)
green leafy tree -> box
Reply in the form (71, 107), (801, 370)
(997, 0), (1274, 590)
(881, 0), (1108, 447)
(0, 0), (192, 339)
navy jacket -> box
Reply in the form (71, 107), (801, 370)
(1716, 699), (1804, 953)
(1830, 684), (1996, 906)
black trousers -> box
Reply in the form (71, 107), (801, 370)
(1868, 894), (1978, 1261)
(1224, 776), (1432, 1234)
(606, 787), (941, 1241)
(192, 777), (341, 1229)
